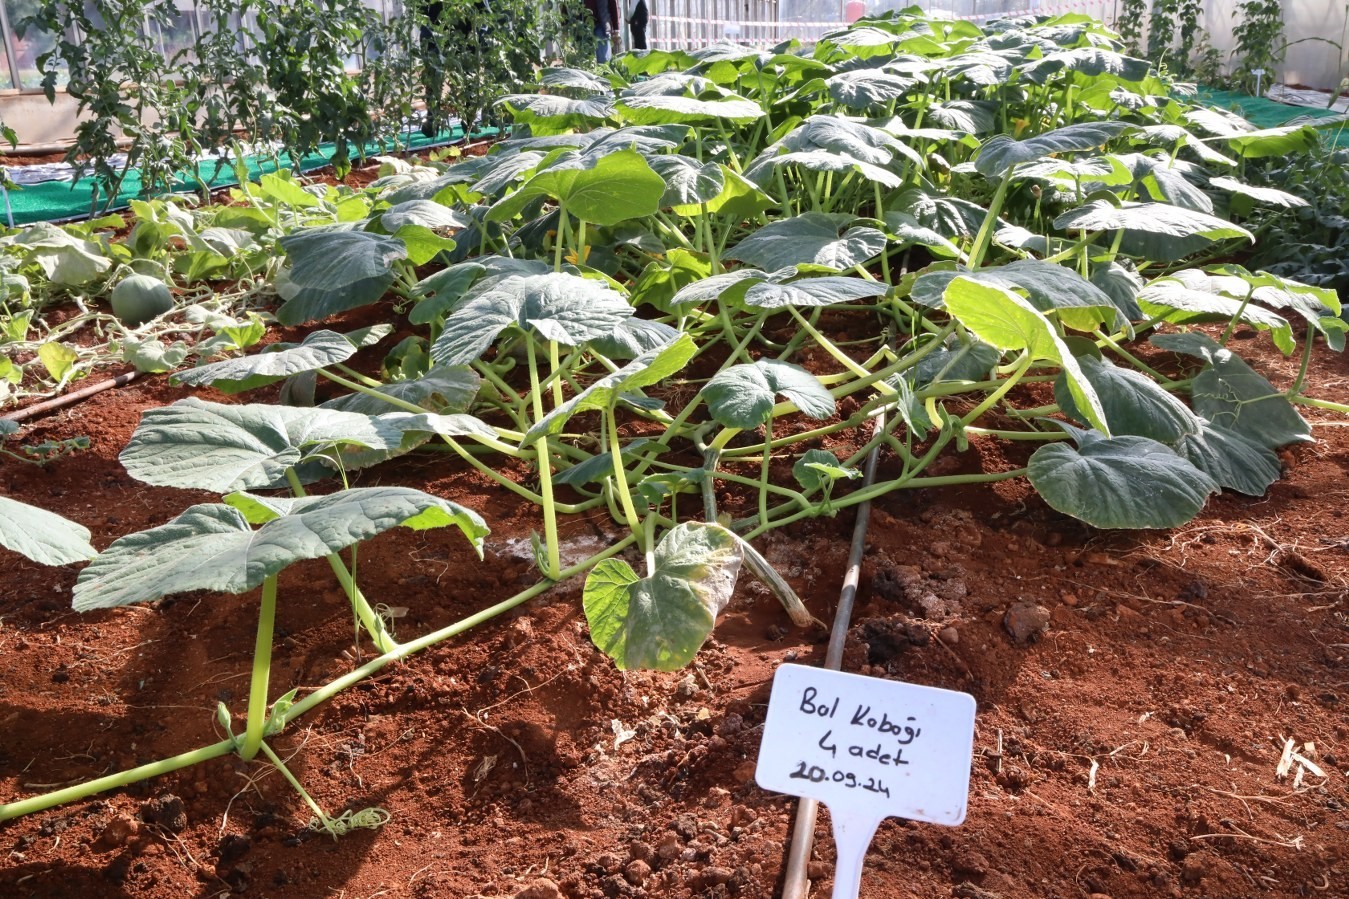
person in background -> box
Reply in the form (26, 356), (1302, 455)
(584, 0), (620, 62)
(627, 0), (648, 51)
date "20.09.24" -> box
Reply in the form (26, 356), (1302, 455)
(788, 762), (891, 797)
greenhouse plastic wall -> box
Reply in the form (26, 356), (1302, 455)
(647, 0), (1347, 92)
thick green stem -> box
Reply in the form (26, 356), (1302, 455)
(967, 167), (1015, 270)
(240, 575), (279, 761)
(1292, 395), (1349, 414)
(285, 469), (399, 653)
(0, 740), (236, 822)
(282, 533), (638, 723)
(758, 418), (773, 528)
(524, 338), (561, 579)
(548, 340), (565, 410)
(959, 351), (1032, 428)
(257, 740), (330, 826)
(605, 406), (643, 531)
(554, 203), (569, 273)
(1219, 286), (1256, 346)
(1094, 329), (1176, 385)
(1287, 330), (1316, 397)
(332, 363), (384, 388)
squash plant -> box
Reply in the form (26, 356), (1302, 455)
(6, 8), (1349, 827)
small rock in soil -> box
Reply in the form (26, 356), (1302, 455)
(628, 840), (655, 865)
(952, 851), (989, 876)
(97, 815), (138, 849)
(1180, 855), (1207, 886)
(689, 865), (735, 890)
(656, 833), (682, 861)
(1004, 603), (1050, 643)
(624, 859), (651, 886)
(939, 626), (959, 645)
(514, 877), (562, 899)
(140, 793), (187, 833)
(216, 833), (251, 866)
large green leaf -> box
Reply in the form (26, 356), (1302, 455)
(1210, 266), (1343, 349)
(275, 229), (407, 325)
(1207, 176), (1307, 209)
(911, 261), (1123, 332)
(754, 149), (902, 189)
(410, 263), (489, 325)
(726, 213), (887, 271)
(497, 94), (615, 132)
(172, 330), (359, 393)
(73, 488), (488, 611)
(1027, 429), (1216, 529)
(523, 334), (696, 443)
(536, 67), (613, 96)
(1173, 421), (1281, 496)
(588, 318), (681, 360)
(379, 199), (470, 233)
(926, 100), (997, 135)
(487, 148), (666, 226)
(471, 151), (548, 198)
(583, 522), (743, 671)
(1138, 270), (1294, 355)
(701, 359), (834, 428)
(825, 69), (918, 110)
(430, 272), (633, 366)
(668, 269), (767, 308)
(614, 94), (764, 125)
(1053, 199), (1252, 245)
(1220, 124), (1320, 159)
(650, 154), (725, 208)
(890, 187), (991, 238)
(883, 212), (963, 258)
(120, 398), (405, 492)
(0, 496), (96, 566)
(1151, 333), (1312, 449)
(9, 223), (112, 286)
(1192, 351), (1312, 449)
(321, 365), (480, 415)
(1018, 48), (1150, 84)
(777, 115), (919, 167)
(906, 336), (1001, 390)
(942, 277), (1109, 434)
(975, 122), (1131, 177)
(1054, 354), (1198, 442)
(742, 275), (889, 310)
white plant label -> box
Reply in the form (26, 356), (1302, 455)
(756, 664), (976, 898)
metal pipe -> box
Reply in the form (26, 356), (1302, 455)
(779, 405), (886, 899)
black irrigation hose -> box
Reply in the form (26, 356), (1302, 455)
(780, 405), (886, 899)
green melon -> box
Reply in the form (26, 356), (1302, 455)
(110, 275), (175, 327)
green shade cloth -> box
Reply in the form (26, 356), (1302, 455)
(1197, 87), (1349, 147)
(0, 123), (499, 227)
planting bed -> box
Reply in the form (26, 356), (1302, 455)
(1, 315), (1348, 899)
(4, 11), (1349, 898)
